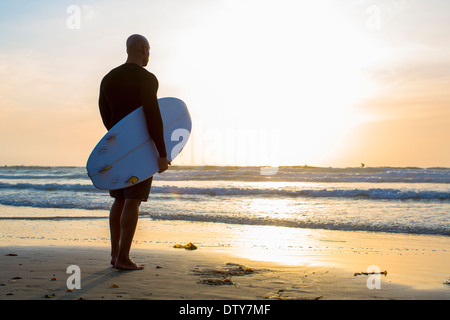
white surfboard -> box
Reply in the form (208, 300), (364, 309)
(86, 97), (191, 190)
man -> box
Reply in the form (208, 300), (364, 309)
(99, 34), (170, 270)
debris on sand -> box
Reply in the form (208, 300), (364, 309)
(353, 270), (387, 277)
(173, 242), (198, 250)
(198, 278), (235, 286)
(263, 289), (323, 300)
(193, 263), (259, 286)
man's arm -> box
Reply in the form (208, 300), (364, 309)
(99, 89), (112, 130)
(140, 74), (168, 160)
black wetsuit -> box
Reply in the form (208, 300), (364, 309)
(99, 63), (167, 158)
(98, 63), (166, 201)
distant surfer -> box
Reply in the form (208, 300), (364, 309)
(99, 34), (170, 270)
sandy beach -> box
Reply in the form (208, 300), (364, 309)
(1, 216), (449, 302)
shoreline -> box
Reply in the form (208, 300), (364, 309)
(1, 217), (449, 300)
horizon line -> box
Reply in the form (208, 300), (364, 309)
(2, 164), (449, 170)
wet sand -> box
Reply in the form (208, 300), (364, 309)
(1, 218), (449, 301)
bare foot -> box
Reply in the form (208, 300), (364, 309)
(110, 257), (116, 266)
(113, 258), (144, 270)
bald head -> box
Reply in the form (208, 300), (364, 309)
(125, 34), (150, 67)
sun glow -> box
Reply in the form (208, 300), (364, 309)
(3, 0), (446, 167)
(169, 0), (380, 166)
(232, 224), (325, 266)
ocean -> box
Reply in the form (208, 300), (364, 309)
(0, 165), (449, 237)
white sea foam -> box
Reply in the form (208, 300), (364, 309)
(0, 166), (449, 236)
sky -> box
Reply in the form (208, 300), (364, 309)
(0, 0), (449, 167)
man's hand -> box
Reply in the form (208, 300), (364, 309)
(158, 157), (171, 173)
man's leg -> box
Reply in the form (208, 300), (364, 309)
(109, 198), (125, 266)
(114, 198), (143, 270)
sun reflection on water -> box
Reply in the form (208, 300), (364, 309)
(229, 223), (327, 267)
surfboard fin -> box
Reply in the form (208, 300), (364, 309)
(126, 176), (139, 184)
(99, 165), (112, 173)
(106, 134), (118, 142)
